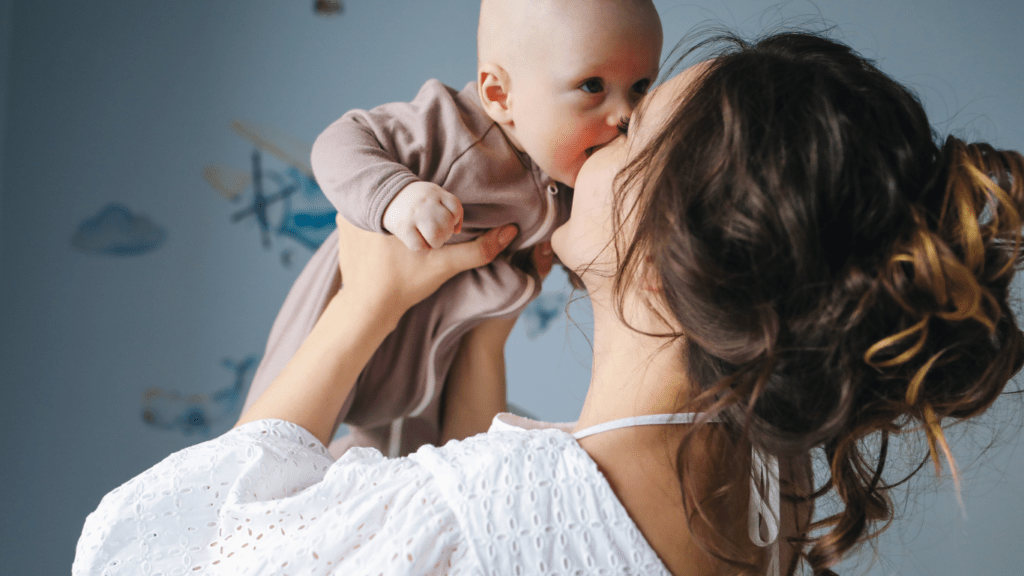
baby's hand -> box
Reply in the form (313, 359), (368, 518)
(383, 181), (464, 251)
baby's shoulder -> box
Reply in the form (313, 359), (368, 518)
(406, 78), (493, 139)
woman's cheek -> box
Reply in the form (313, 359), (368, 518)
(550, 220), (585, 271)
(550, 224), (567, 261)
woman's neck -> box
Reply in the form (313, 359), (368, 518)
(570, 291), (774, 576)
(574, 293), (693, 433)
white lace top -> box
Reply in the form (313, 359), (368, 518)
(73, 415), (678, 575)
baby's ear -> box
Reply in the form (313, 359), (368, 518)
(478, 63), (513, 125)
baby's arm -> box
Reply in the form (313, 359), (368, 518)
(310, 79), (472, 249)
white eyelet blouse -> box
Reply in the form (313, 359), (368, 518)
(75, 413), (780, 575)
(74, 416), (679, 575)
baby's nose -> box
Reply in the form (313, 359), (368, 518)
(606, 99), (632, 126)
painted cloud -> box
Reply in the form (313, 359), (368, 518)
(72, 203), (167, 256)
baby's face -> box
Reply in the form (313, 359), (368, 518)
(506, 4), (662, 187)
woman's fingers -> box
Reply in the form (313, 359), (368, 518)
(534, 241), (554, 280)
(334, 215), (519, 315)
(437, 224), (518, 276)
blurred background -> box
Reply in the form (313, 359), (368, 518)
(1, 0), (1022, 573)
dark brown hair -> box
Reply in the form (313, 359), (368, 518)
(611, 30), (1024, 574)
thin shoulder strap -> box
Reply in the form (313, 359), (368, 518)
(572, 413), (710, 440)
(572, 413), (780, 576)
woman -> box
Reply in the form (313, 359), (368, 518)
(74, 31), (1024, 575)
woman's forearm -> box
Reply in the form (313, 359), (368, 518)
(234, 290), (401, 446)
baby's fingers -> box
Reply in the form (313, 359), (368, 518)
(418, 204), (461, 249)
(439, 191), (464, 234)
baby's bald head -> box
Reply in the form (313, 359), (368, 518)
(475, 0), (663, 186)
(478, 0), (661, 78)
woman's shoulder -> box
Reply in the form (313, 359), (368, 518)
(75, 419), (474, 575)
(408, 414), (673, 575)
(409, 413), (585, 487)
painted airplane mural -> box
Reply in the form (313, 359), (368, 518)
(203, 121), (337, 267)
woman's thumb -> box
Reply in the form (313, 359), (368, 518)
(444, 224), (518, 274)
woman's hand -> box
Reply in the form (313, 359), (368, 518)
(236, 217), (520, 445)
(336, 214), (520, 326)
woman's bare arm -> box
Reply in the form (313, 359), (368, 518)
(234, 289), (401, 445)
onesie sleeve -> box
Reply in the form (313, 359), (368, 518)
(311, 79), (478, 233)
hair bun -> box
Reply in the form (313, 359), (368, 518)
(863, 135), (1024, 480)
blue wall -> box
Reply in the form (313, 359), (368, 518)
(0, 0), (10, 268)
(1, 1), (1022, 574)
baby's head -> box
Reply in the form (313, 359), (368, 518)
(477, 0), (662, 187)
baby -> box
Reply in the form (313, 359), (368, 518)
(241, 0), (663, 457)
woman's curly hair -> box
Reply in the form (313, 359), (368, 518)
(612, 30), (1024, 574)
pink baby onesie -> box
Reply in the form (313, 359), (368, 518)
(240, 79), (572, 457)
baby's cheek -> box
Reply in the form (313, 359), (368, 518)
(552, 129), (582, 160)
(553, 129), (593, 180)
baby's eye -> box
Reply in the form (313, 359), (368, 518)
(580, 78), (604, 94)
(632, 79), (652, 95)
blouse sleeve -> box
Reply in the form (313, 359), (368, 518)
(73, 419), (477, 575)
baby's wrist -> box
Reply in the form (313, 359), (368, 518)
(381, 195), (410, 235)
